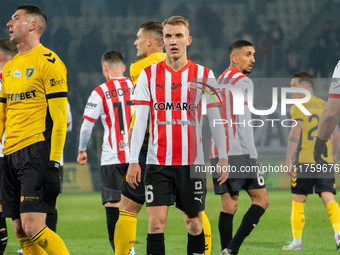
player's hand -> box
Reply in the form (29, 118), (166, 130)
(127, 162), (141, 189)
(77, 150), (87, 165)
(285, 158), (293, 177)
(128, 128), (133, 148)
(44, 161), (61, 203)
(313, 137), (328, 165)
(217, 158), (229, 185)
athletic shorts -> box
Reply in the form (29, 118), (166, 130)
(291, 163), (336, 195)
(120, 145), (147, 204)
(59, 165), (64, 193)
(211, 155), (266, 195)
(2, 141), (55, 218)
(144, 164), (206, 213)
(100, 163), (128, 204)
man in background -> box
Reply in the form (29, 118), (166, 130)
(77, 50), (134, 253)
(283, 72), (340, 250)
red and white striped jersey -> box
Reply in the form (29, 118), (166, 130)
(210, 68), (258, 159)
(133, 60), (218, 165)
(83, 77), (134, 165)
(329, 60), (340, 98)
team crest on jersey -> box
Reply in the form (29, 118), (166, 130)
(13, 69), (21, 78)
(25, 68), (35, 79)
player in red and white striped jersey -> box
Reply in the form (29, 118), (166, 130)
(0, 38), (16, 254)
(213, 40), (269, 255)
(128, 16), (228, 255)
(77, 51), (134, 252)
(314, 60), (340, 163)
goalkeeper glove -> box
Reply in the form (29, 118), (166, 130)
(313, 137), (328, 165)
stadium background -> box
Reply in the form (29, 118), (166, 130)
(1, 0), (340, 192)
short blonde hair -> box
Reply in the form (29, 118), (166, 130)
(162, 16), (189, 33)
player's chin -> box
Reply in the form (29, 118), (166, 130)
(244, 69), (252, 74)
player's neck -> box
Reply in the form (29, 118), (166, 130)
(108, 70), (124, 80)
(228, 64), (242, 73)
(147, 47), (163, 57)
(165, 56), (188, 72)
(16, 39), (40, 54)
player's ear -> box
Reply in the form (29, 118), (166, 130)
(122, 64), (126, 73)
(231, 54), (238, 64)
(102, 63), (108, 73)
(147, 37), (153, 47)
(187, 36), (192, 46)
(161, 37), (165, 46)
(29, 20), (38, 32)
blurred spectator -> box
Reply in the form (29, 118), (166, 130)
(269, 20), (284, 72)
(131, 0), (146, 16)
(286, 46), (300, 75)
(172, 2), (191, 19)
(195, 1), (223, 48)
(77, 26), (107, 72)
(322, 20), (337, 73)
(255, 31), (272, 76)
(146, 0), (161, 16)
(51, 20), (71, 69)
(309, 37), (327, 77)
(106, 0), (130, 16)
(235, 23), (254, 43)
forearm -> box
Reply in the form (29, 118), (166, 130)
(331, 126), (340, 161)
(130, 105), (149, 163)
(286, 125), (301, 161)
(78, 119), (95, 151)
(240, 109), (258, 159)
(0, 102), (6, 138)
(207, 107), (228, 159)
(318, 100), (340, 140)
(48, 97), (67, 162)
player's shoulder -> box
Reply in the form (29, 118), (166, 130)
(332, 60), (340, 77)
(36, 44), (64, 67)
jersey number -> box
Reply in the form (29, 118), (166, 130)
(113, 101), (132, 135)
(145, 185), (154, 203)
(307, 114), (319, 141)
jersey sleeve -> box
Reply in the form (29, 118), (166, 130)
(290, 104), (304, 121)
(239, 77), (252, 104)
(132, 70), (150, 105)
(329, 61), (340, 98)
(43, 55), (68, 96)
(204, 70), (222, 109)
(83, 88), (104, 122)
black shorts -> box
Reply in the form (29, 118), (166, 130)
(211, 155), (266, 195)
(144, 164), (206, 213)
(59, 165), (64, 193)
(2, 141), (55, 218)
(100, 163), (128, 204)
(291, 163), (336, 195)
(120, 145), (147, 204)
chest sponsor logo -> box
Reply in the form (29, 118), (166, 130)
(13, 69), (21, 78)
(25, 68), (35, 79)
(154, 101), (199, 111)
(7, 90), (37, 101)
